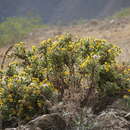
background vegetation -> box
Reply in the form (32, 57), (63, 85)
(113, 7), (130, 18)
(0, 16), (45, 47)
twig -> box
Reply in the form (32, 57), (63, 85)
(1, 45), (14, 69)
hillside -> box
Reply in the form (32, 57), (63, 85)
(0, 16), (130, 67)
(0, 0), (130, 23)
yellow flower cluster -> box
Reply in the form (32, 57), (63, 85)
(0, 68), (54, 121)
(32, 45), (37, 51)
(104, 62), (111, 72)
(80, 56), (91, 68)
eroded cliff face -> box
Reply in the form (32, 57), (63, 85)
(0, 0), (130, 23)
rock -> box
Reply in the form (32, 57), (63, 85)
(5, 113), (66, 130)
(110, 19), (115, 24)
(50, 102), (64, 113)
(91, 109), (130, 130)
(125, 113), (130, 121)
(24, 113), (66, 130)
(108, 99), (130, 112)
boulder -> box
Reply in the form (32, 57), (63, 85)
(22, 113), (66, 130)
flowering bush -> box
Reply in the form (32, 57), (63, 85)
(0, 34), (130, 126)
(0, 69), (54, 123)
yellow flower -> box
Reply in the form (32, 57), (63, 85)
(31, 55), (37, 60)
(123, 95), (129, 99)
(94, 39), (106, 43)
(47, 47), (52, 54)
(59, 35), (65, 41)
(128, 89), (130, 92)
(75, 42), (81, 49)
(124, 70), (128, 74)
(0, 88), (4, 95)
(104, 63), (111, 72)
(32, 45), (36, 51)
(13, 74), (18, 78)
(64, 71), (69, 75)
(80, 57), (91, 68)
(108, 49), (112, 53)
(51, 41), (59, 49)
(89, 45), (94, 49)
(9, 61), (18, 66)
(15, 42), (25, 47)
(32, 77), (39, 82)
(47, 38), (52, 43)
(33, 89), (40, 95)
(40, 40), (47, 46)
(67, 45), (73, 51)
(7, 83), (13, 89)
(60, 48), (66, 51)
(42, 80), (52, 87)
(0, 99), (3, 105)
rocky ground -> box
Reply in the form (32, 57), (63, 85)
(4, 102), (130, 130)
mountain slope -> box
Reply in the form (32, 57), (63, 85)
(0, 16), (130, 65)
(0, 0), (130, 23)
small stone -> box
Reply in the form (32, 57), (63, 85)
(125, 112), (130, 120)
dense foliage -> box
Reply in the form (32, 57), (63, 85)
(0, 34), (130, 125)
(0, 16), (45, 47)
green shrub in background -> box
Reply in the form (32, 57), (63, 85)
(0, 34), (130, 126)
(113, 7), (130, 18)
(0, 16), (45, 47)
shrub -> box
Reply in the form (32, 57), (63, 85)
(0, 68), (55, 124)
(113, 7), (130, 18)
(0, 34), (130, 127)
